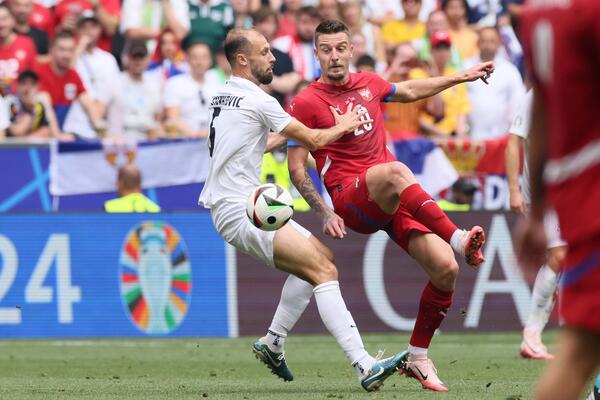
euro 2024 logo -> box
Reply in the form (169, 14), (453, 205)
(119, 221), (191, 335)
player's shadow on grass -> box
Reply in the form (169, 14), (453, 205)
(214, 386), (360, 395)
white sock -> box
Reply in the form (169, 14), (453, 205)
(526, 264), (559, 330)
(407, 345), (428, 358)
(265, 274), (313, 352)
(313, 281), (375, 377)
(449, 229), (464, 254)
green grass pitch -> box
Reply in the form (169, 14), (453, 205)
(0, 332), (555, 399)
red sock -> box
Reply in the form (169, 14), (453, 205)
(399, 183), (458, 243)
(409, 282), (453, 349)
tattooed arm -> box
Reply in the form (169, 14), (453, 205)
(288, 146), (346, 239)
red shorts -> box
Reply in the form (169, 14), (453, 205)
(329, 169), (430, 252)
(559, 236), (600, 333)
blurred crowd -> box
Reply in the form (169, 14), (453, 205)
(0, 0), (526, 143)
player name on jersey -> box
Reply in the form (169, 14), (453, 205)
(210, 95), (245, 108)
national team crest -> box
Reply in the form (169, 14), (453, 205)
(358, 87), (373, 101)
(64, 83), (77, 100)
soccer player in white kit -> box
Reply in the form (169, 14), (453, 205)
(505, 89), (567, 359)
(198, 28), (407, 392)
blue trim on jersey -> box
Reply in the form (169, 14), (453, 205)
(383, 83), (396, 102)
(346, 204), (389, 231)
(288, 140), (300, 147)
(560, 246), (600, 287)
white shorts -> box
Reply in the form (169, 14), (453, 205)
(210, 200), (311, 267)
(544, 209), (567, 249)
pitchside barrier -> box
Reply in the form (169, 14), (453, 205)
(0, 211), (547, 339)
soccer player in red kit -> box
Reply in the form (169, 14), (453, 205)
(254, 20), (494, 392)
(518, 1), (600, 399)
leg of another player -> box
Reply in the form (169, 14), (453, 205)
(399, 232), (457, 392)
(261, 237), (333, 353)
(521, 245), (565, 360)
(272, 223), (407, 391)
(535, 327), (600, 400)
(365, 162), (485, 267)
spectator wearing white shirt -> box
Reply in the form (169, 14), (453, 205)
(120, 0), (190, 55)
(163, 41), (220, 138)
(64, 10), (121, 139)
(466, 26), (524, 140)
(113, 41), (163, 140)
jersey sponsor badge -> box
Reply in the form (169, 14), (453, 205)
(358, 87), (373, 101)
(15, 50), (25, 60)
(64, 83), (77, 100)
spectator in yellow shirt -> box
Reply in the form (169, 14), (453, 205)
(381, 0), (425, 46)
(104, 165), (161, 213)
(443, 0), (479, 60)
(410, 31), (471, 137)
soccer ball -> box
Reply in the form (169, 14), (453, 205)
(246, 183), (294, 231)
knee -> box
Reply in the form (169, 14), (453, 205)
(308, 257), (338, 285)
(433, 256), (459, 291)
(387, 162), (417, 190)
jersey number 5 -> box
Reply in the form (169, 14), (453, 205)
(208, 107), (221, 157)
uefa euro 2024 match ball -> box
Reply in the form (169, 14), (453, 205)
(246, 183), (294, 231)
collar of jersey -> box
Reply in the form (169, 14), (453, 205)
(228, 75), (262, 92)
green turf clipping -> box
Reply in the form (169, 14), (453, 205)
(0, 332), (555, 399)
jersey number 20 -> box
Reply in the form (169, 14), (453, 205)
(208, 107), (221, 157)
(354, 106), (373, 136)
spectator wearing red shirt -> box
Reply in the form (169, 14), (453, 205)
(36, 31), (101, 133)
(29, 2), (54, 38)
(10, 0), (49, 60)
(276, 0), (302, 38)
(53, 0), (120, 52)
(0, 4), (37, 95)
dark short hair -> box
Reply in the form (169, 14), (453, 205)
(183, 38), (210, 53)
(127, 40), (148, 58)
(298, 5), (320, 20)
(224, 28), (253, 66)
(315, 20), (350, 44)
(17, 69), (38, 84)
(441, 0), (469, 11)
(478, 25), (500, 38)
(51, 30), (76, 47)
(252, 6), (278, 26)
(355, 54), (376, 69)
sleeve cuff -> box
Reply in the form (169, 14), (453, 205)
(383, 83), (396, 102)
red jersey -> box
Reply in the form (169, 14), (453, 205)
(521, 0), (600, 248)
(0, 34), (37, 95)
(54, 0), (120, 51)
(290, 71), (394, 192)
(35, 62), (85, 128)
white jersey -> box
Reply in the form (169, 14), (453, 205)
(508, 90), (533, 204)
(198, 76), (292, 208)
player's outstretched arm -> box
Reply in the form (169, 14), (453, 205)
(280, 103), (370, 150)
(505, 134), (525, 213)
(389, 61), (495, 103)
(288, 146), (346, 239)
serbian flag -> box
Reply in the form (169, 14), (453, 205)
(50, 139), (209, 196)
(392, 137), (458, 196)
